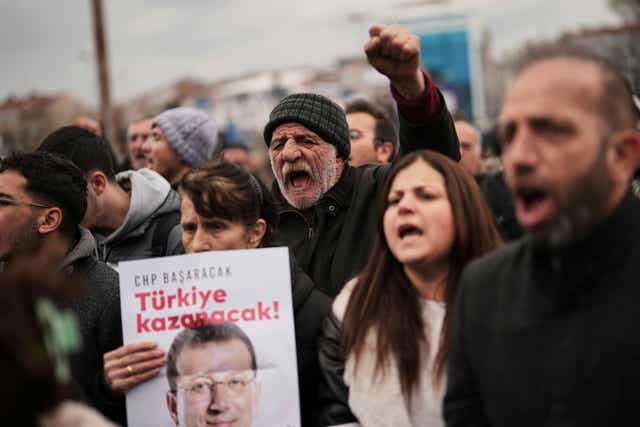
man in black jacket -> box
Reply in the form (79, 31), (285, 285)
(263, 24), (460, 297)
(0, 151), (122, 423)
(444, 49), (640, 426)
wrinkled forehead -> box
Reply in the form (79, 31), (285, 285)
(504, 58), (604, 119)
(128, 119), (152, 134)
(272, 122), (322, 140)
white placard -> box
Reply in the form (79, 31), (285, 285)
(118, 247), (300, 427)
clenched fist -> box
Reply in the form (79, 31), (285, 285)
(365, 24), (425, 100)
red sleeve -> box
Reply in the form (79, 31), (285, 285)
(391, 69), (442, 124)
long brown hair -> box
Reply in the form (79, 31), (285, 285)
(341, 150), (502, 402)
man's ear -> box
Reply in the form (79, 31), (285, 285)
(87, 171), (108, 196)
(166, 391), (179, 425)
(37, 207), (63, 235)
(608, 129), (640, 185)
(247, 219), (267, 249)
(375, 141), (395, 163)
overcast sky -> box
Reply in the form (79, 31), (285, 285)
(0, 0), (619, 106)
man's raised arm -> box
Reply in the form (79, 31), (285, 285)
(365, 24), (460, 161)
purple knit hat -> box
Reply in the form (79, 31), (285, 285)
(152, 107), (219, 167)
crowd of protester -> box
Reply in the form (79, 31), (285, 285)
(1, 23), (640, 427)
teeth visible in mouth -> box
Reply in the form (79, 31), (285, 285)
(287, 171), (311, 189)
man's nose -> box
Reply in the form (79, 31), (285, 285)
(208, 384), (230, 411)
(503, 129), (539, 175)
(280, 140), (301, 162)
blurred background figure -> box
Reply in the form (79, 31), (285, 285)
(454, 119), (482, 177)
(220, 121), (257, 172)
(124, 118), (152, 170)
(345, 97), (398, 167)
(454, 119), (523, 241)
(0, 246), (117, 427)
(72, 117), (103, 137)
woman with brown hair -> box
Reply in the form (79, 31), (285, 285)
(318, 149), (502, 427)
(102, 161), (329, 426)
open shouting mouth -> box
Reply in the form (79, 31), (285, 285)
(283, 161), (313, 190)
(514, 185), (555, 229)
(397, 223), (424, 240)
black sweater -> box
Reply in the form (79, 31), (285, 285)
(444, 191), (640, 426)
(62, 229), (124, 425)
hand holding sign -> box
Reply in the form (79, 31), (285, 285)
(103, 341), (165, 393)
(365, 24), (426, 100)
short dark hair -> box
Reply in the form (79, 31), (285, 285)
(515, 45), (638, 132)
(179, 161), (277, 245)
(0, 151), (87, 239)
(38, 126), (117, 180)
(345, 98), (399, 160)
(166, 323), (257, 392)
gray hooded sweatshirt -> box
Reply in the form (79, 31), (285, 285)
(93, 168), (181, 266)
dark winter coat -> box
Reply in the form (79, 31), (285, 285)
(60, 228), (124, 425)
(444, 191), (640, 427)
(289, 256), (331, 426)
(477, 171), (523, 241)
(273, 94), (459, 297)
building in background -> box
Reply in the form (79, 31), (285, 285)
(378, 3), (489, 127)
(0, 94), (93, 156)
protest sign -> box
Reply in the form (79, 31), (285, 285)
(118, 247), (300, 427)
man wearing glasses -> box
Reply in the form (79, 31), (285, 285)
(344, 97), (398, 167)
(166, 323), (260, 427)
(0, 151), (122, 423)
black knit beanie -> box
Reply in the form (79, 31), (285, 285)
(263, 93), (350, 159)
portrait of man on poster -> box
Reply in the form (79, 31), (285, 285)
(166, 323), (260, 427)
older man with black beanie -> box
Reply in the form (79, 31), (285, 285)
(264, 24), (460, 297)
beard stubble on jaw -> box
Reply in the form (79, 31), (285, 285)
(550, 138), (612, 245)
(4, 217), (43, 262)
(271, 151), (340, 210)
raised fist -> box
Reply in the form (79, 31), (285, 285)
(365, 24), (425, 100)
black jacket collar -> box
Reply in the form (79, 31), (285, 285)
(531, 191), (640, 310)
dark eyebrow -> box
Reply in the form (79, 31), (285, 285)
(0, 192), (16, 200)
(529, 117), (575, 133)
